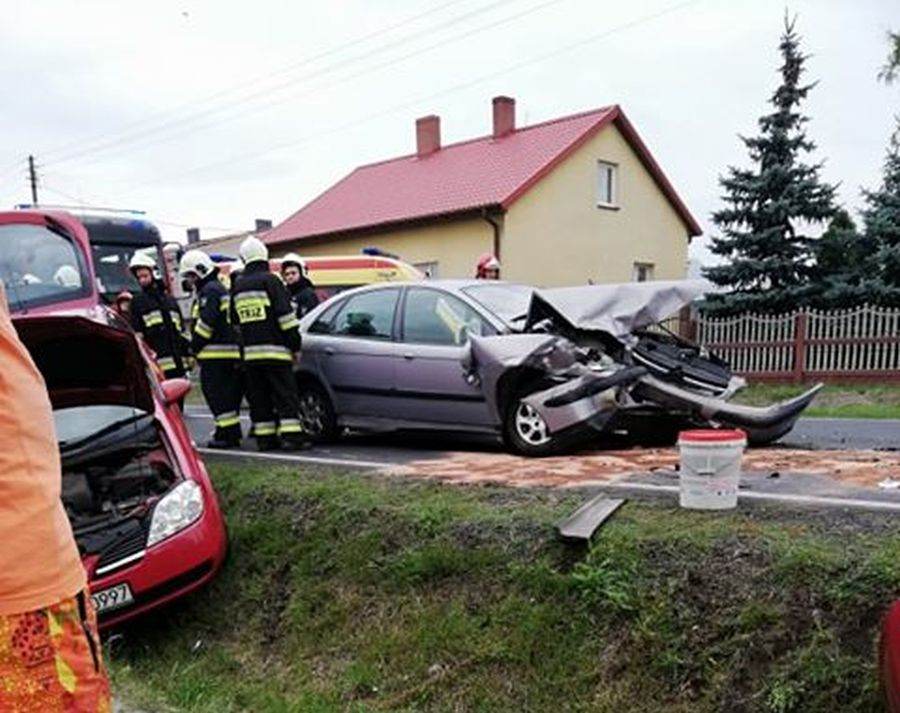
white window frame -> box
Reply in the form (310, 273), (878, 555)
(632, 262), (655, 282)
(596, 160), (618, 208)
(413, 261), (439, 278)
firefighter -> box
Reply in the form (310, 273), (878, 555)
(231, 237), (311, 451)
(129, 252), (190, 378)
(475, 253), (501, 280)
(280, 253), (319, 318)
(180, 250), (244, 449)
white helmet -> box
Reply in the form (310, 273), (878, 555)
(179, 249), (216, 280)
(239, 236), (269, 265)
(53, 264), (81, 288)
(280, 252), (308, 277)
(129, 251), (158, 274)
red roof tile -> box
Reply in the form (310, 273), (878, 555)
(264, 105), (700, 245)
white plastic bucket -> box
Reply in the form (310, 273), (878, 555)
(677, 430), (747, 510)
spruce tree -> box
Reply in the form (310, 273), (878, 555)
(810, 209), (881, 307)
(703, 17), (836, 315)
(861, 122), (900, 305)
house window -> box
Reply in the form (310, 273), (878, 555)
(632, 262), (654, 282)
(414, 261), (439, 278)
(596, 161), (618, 208)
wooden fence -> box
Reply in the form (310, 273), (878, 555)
(688, 305), (900, 383)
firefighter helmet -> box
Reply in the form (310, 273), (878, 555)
(475, 253), (501, 279)
(280, 252), (308, 277)
(239, 236), (269, 265)
(179, 249), (216, 279)
(53, 264), (81, 287)
(128, 251), (158, 275)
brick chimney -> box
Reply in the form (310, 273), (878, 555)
(416, 115), (441, 157)
(186, 227), (200, 244)
(492, 96), (516, 138)
(255, 218), (272, 233)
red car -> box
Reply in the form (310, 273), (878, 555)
(883, 601), (900, 711)
(0, 209), (227, 629)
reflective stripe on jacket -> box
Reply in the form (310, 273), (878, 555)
(191, 276), (240, 362)
(130, 284), (189, 374)
(230, 262), (301, 363)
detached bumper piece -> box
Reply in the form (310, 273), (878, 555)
(633, 375), (823, 445)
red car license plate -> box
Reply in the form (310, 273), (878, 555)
(91, 583), (134, 613)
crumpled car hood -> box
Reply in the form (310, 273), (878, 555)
(524, 280), (708, 338)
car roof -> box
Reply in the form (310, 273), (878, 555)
(341, 278), (527, 290)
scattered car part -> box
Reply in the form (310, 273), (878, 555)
(557, 496), (625, 541)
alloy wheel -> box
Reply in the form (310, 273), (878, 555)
(514, 401), (551, 446)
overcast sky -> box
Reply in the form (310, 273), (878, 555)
(1, 0), (896, 267)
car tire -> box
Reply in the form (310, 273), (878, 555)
(298, 380), (339, 443)
(503, 390), (567, 457)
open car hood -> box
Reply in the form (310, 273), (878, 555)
(13, 313), (155, 413)
(524, 280), (707, 338)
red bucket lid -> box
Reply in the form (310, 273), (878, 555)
(678, 429), (746, 443)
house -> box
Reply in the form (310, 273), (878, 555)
(262, 97), (701, 286)
(191, 219), (273, 260)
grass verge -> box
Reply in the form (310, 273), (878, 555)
(109, 464), (899, 712)
(735, 383), (900, 419)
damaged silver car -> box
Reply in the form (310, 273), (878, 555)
(296, 280), (820, 456)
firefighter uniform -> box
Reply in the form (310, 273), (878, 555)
(191, 273), (243, 446)
(231, 245), (309, 450)
(131, 283), (190, 378)
(281, 253), (320, 318)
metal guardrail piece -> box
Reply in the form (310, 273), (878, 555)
(556, 496), (625, 541)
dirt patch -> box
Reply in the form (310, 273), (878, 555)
(388, 448), (900, 490)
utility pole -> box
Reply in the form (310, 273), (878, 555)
(27, 155), (38, 204)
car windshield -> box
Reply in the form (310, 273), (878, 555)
(91, 242), (144, 296)
(53, 404), (148, 448)
(81, 218), (163, 300)
(0, 223), (90, 312)
(462, 283), (534, 326)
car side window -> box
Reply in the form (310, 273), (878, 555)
(402, 288), (490, 346)
(309, 300), (343, 334)
(333, 289), (399, 340)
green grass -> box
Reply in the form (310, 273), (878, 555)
(735, 382), (900, 419)
(109, 465), (899, 712)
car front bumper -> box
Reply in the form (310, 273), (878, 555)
(86, 501), (227, 630)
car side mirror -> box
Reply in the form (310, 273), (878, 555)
(161, 377), (191, 405)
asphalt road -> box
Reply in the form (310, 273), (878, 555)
(183, 406), (898, 466)
(780, 417), (899, 451)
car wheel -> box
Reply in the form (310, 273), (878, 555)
(503, 393), (561, 457)
(298, 381), (339, 442)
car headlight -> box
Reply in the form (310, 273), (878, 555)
(147, 480), (204, 547)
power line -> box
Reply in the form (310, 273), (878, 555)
(40, 183), (244, 236)
(0, 158), (25, 179)
(42, 0), (524, 167)
(121, 0), (702, 194)
(37, 0), (474, 161)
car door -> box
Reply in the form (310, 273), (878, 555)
(314, 287), (402, 419)
(394, 286), (495, 428)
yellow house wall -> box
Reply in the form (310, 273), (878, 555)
(502, 124), (690, 287)
(271, 217), (493, 279)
